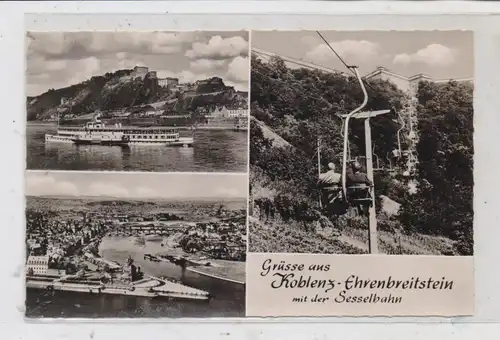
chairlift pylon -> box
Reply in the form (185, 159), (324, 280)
(341, 66), (368, 201)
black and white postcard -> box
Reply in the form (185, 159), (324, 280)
(26, 31), (249, 173)
(25, 171), (247, 318)
(23, 28), (475, 319)
(247, 31), (474, 316)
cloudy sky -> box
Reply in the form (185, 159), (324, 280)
(26, 31), (249, 97)
(26, 172), (247, 199)
(252, 31), (473, 79)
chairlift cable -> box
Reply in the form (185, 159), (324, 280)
(315, 31), (354, 73)
(315, 31), (378, 93)
(253, 49), (344, 106)
(253, 54), (342, 179)
(252, 51), (336, 109)
(253, 48), (344, 76)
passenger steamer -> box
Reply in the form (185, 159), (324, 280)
(45, 115), (194, 147)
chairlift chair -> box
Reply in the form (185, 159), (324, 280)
(372, 146), (382, 171)
(385, 152), (397, 174)
(348, 185), (373, 207)
(392, 148), (402, 159)
(341, 66), (368, 203)
(319, 67), (389, 216)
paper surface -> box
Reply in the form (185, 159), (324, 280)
(247, 30), (474, 317)
(23, 28), (474, 318)
(246, 253), (474, 317)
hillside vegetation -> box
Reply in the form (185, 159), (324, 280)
(249, 55), (473, 255)
(27, 70), (247, 122)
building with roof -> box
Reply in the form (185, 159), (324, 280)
(26, 255), (49, 275)
(364, 66), (473, 94)
(158, 77), (179, 88)
(130, 66), (149, 79)
(208, 106), (248, 118)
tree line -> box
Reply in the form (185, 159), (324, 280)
(250, 54), (473, 255)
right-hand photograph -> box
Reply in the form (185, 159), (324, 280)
(248, 30), (474, 255)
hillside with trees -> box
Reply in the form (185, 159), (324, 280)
(27, 70), (247, 122)
(249, 54), (474, 255)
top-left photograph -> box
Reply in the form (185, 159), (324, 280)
(26, 31), (249, 173)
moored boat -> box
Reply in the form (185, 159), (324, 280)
(45, 114), (194, 147)
(71, 134), (131, 147)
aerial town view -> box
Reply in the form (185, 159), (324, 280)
(26, 31), (249, 172)
(25, 171), (247, 318)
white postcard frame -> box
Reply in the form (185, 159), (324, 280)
(2, 1), (500, 339)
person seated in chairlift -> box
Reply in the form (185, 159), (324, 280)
(346, 161), (372, 188)
(318, 162), (342, 205)
(391, 149), (401, 158)
(346, 161), (373, 215)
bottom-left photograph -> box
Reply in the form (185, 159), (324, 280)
(24, 171), (247, 318)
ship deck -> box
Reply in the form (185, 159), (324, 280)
(58, 125), (185, 132)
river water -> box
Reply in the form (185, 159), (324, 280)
(26, 124), (248, 172)
(25, 236), (245, 318)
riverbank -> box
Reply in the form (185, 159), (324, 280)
(25, 197), (246, 317)
(156, 244), (246, 285)
(98, 234), (247, 288)
(187, 260), (245, 285)
(27, 121), (56, 126)
(28, 120), (247, 131)
(26, 274), (209, 300)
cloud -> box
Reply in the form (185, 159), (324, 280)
(393, 44), (456, 66)
(150, 32), (198, 54)
(226, 56), (249, 83)
(26, 32), (249, 96)
(134, 186), (159, 198)
(301, 36), (320, 48)
(28, 56), (102, 94)
(185, 35), (249, 60)
(26, 175), (149, 198)
(45, 59), (67, 72)
(86, 182), (129, 198)
(214, 187), (242, 198)
(26, 174), (79, 197)
(189, 59), (226, 73)
(27, 32), (198, 59)
(114, 52), (147, 69)
(26, 172), (247, 200)
(157, 69), (207, 84)
(156, 56), (249, 91)
(27, 32), (71, 58)
(306, 40), (380, 64)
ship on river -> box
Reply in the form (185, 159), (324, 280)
(45, 114), (194, 147)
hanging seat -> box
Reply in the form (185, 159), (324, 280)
(346, 185), (373, 206)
